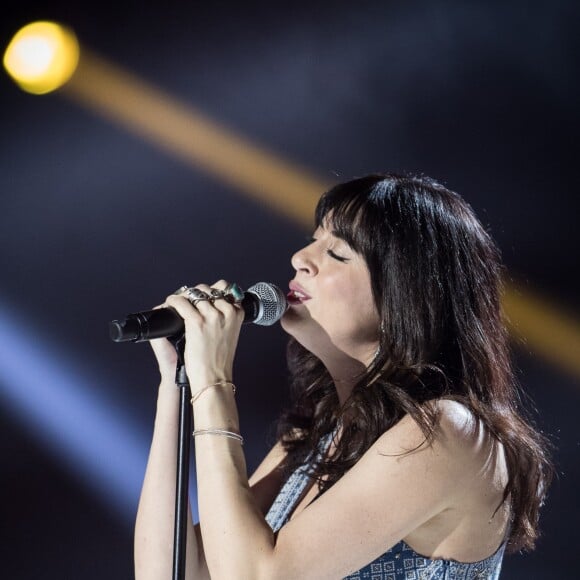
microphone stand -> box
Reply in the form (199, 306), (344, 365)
(170, 335), (191, 580)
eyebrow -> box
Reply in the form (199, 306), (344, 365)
(330, 228), (357, 250)
(330, 228), (346, 240)
(316, 220), (357, 250)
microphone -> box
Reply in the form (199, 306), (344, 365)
(109, 282), (288, 343)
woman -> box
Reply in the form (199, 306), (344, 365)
(134, 173), (552, 579)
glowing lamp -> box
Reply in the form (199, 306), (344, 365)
(3, 21), (80, 94)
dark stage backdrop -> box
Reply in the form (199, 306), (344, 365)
(0, 1), (578, 578)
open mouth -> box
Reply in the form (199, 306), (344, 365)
(287, 289), (310, 304)
(287, 282), (311, 305)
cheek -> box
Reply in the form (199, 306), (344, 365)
(320, 277), (379, 337)
(347, 296), (380, 337)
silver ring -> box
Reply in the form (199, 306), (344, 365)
(173, 285), (189, 295)
(209, 288), (226, 302)
(185, 287), (210, 306)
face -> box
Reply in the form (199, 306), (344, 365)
(281, 220), (381, 365)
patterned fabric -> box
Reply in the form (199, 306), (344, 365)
(342, 540), (505, 580)
(265, 434), (506, 580)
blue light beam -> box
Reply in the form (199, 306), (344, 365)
(0, 298), (154, 522)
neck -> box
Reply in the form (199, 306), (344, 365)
(322, 352), (373, 406)
(291, 332), (380, 406)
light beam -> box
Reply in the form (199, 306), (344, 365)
(0, 298), (155, 520)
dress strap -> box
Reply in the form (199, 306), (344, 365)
(265, 431), (334, 532)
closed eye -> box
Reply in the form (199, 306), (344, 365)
(305, 235), (350, 262)
(327, 249), (349, 262)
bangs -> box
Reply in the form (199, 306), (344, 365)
(315, 176), (387, 256)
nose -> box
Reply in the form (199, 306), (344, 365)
(291, 243), (318, 275)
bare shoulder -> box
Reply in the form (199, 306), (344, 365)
(433, 399), (502, 465)
(432, 398), (481, 447)
(373, 398), (474, 448)
(371, 398), (501, 481)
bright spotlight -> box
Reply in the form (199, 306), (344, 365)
(3, 21), (80, 94)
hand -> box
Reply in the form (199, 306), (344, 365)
(148, 307), (180, 383)
(161, 280), (245, 390)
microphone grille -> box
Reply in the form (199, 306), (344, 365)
(247, 282), (288, 326)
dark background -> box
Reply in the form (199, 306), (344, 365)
(0, 1), (578, 578)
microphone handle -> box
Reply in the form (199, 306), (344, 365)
(109, 293), (261, 343)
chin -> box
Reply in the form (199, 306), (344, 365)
(280, 313), (330, 359)
(280, 309), (300, 336)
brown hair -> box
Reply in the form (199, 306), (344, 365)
(277, 173), (553, 553)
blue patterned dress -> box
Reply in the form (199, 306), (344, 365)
(265, 434), (506, 579)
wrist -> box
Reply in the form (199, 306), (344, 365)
(189, 370), (233, 393)
(189, 380), (240, 430)
(190, 380), (235, 405)
(158, 375), (178, 391)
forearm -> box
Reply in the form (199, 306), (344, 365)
(192, 379), (276, 580)
(135, 381), (209, 580)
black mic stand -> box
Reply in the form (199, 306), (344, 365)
(169, 334), (191, 580)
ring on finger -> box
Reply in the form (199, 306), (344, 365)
(223, 282), (244, 304)
(185, 287), (210, 306)
(173, 285), (189, 295)
(209, 288), (226, 302)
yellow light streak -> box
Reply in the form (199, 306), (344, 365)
(504, 284), (580, 378)
(64, 51), (326, 225)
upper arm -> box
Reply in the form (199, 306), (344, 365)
(264, 401), (483, 580)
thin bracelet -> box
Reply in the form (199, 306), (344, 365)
(192, 428), (244, 445)
(190, 380), (236, 405)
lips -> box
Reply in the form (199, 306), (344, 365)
(287, 281), (311, 304)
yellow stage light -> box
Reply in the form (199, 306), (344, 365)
(3, 21), (80, 94)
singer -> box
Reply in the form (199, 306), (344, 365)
(134, 174), (552, 579)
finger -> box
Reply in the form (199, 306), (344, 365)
(197, 283), (240, 308)
(210, 296), (243, 321)
(187, 284), (222, 316)
(211, 279), (229, 291)
(206, 280), (243, 315)
(210, 280), (245, 306)
(165, 293), (203, 322)
(209, 287), (244, 314)
(190, 284), (242, 326)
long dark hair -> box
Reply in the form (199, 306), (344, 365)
(277, 173), (553, 553)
